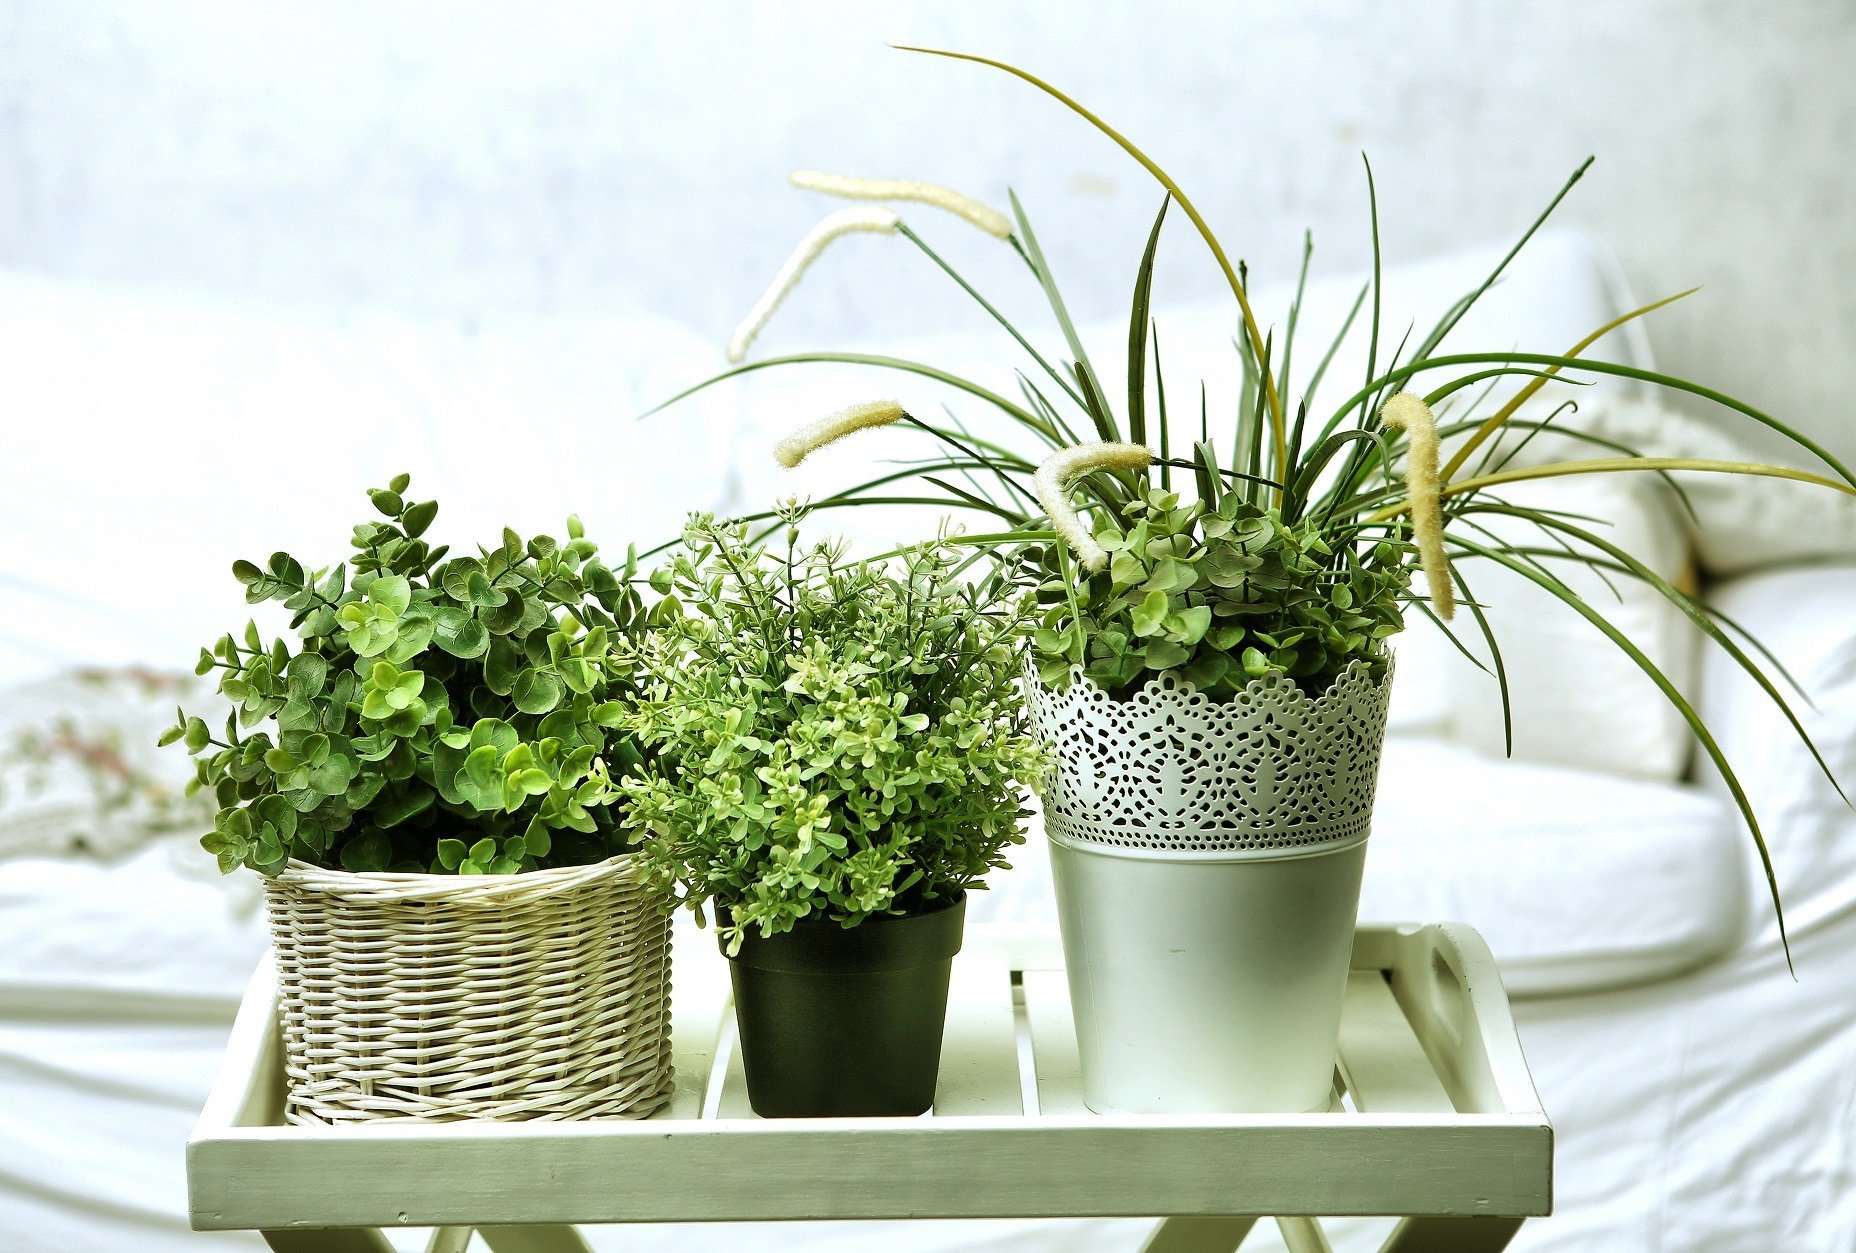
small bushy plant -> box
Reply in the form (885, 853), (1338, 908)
(621, 512), (1046, 952)
(164, 476), (660, 876)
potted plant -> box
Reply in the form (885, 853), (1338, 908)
(164, 477), (675, 1124)
(652, 50), (1856, 1113)
(621, 511), (1044, 1118)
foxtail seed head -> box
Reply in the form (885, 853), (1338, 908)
(1033, 442), (1154, 573)
(1379, 392), (1456, 620)
(727, 207), (900, 363)
(790, 170), (1011, 239)
(773, 400), (908, 469)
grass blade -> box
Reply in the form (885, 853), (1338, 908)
(896, 221), (1087, 415)
(1010, 190), (1113, 440)
(1278, 229), (1314, 410)
(639, 350), (1058, 441)
(1450, 534), (1793, 971)
(1441, 288), (1700, 479)
(1412, 157), (1595, 361)
(1446, 563), (1514, 755)
(1303, 280), (1370, 411)
(1153, 323), (1172, 491)
(1328, 351), (1856, 490)
(1480, 502), (1849, 808)
(896, 43), (1286, 469)
(1127, 195), (1171, 448)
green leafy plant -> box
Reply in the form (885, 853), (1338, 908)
(163, 476), (660, 876)
(620, 511), (1046, 952)
(1032, 484), (1408, 695)
(648, 48), (1856, 958)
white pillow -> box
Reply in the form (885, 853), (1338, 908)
(1698, 566), (1856, 951)
(1442, 471), (1701, 782)
(1362, 738), (1744, 996)
(0, 271), (742, 685)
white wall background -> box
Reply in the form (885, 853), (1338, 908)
(1, 0), (1851, 458)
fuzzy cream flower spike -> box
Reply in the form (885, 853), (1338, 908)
(1378, 392), (1455, 619)
(727, 174), (1013, 364)
(790, 170), (1012, 239)
(1034, 442), (1154, 573)
(727, 207), (900, 363)
(773, 400), (908, 468)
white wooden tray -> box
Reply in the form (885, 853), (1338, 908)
(189, 922), (1550, 1252)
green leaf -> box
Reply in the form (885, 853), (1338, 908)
(369, 488), (404, 516)
(1144, 638), (1189, 669)
(375, 787), (435, 829)
(466, 571), (508, 609)
(1130, 589), (1169, 637)
(436, 838), (467, 871)
(402, 500), (438, 538)
(371, 575), (411, 616)
(339, 833), (392, 873)
(1179, 650), (1231, 690)
(512, 767), (552, 797)
(1171, 604), (1213, 645)
(457, 744), (503, 811)
(441, 558), (481, 602)
(512, 669), (565, 715)
(434, 612), (489, 659)
(482, 590), (527, 634)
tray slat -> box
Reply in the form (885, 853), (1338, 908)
(1020, 969), (1086, 1116)
(663, 932), (731, 1121)
(934, 955), (1025, 1116)
(1337, 972), (1455, 1114)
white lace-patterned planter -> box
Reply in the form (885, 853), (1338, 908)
(1028, 660), (1393, 1114)
(264, 854), (673, 1125)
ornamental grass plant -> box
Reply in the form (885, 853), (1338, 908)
(649, 47), (1856, 957)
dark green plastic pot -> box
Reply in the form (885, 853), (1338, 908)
(724, 893), (966, 1118)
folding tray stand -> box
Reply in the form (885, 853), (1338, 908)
(189, 922), (1551, 1252)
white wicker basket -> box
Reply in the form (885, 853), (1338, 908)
(263, 853), (672, 1125)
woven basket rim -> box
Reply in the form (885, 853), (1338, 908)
(269, 851), (640, 903)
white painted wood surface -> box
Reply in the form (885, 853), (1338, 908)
(189, 923), (1549, 1251)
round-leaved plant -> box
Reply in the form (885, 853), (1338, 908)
(164, 476), (662, 876)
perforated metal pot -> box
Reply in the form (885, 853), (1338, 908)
(1029, 661), (1392, 1114)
